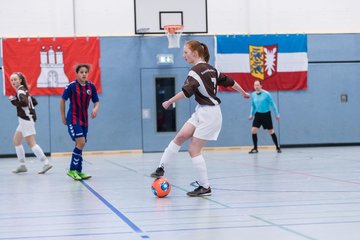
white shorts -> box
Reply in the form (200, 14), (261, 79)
(16, 117), (36, 137)
(187, 104), (222, 141)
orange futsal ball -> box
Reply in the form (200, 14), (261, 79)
(151, 177), (171, 198)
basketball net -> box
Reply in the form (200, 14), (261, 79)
(164, 25), (183, 48)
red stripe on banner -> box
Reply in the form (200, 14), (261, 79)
(218, 72), (307, 92)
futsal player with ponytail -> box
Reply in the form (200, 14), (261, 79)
(150, 40), (250, 197)
(9, 72), (53, 174)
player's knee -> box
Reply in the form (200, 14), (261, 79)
(26, 141), (36, 148)
(188, 151), (200, 158)
(76, 139), (86, 149)
(188, 145), (200, 158)
(13, 138), (21, 146)
(77, 143), (85, 149)
(174, 134), (188, 145)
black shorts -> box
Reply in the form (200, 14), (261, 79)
(252, 111), (273, 130)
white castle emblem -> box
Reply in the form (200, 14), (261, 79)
(37, 45), (69, 88)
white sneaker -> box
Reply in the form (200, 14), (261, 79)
(38, 164), (53, 174)
(13, 165), (28, 174)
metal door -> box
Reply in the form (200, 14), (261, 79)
(141, 68), (191, 152)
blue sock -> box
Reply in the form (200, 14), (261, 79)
(70, 147), (82, 171)
(78, 156), (83, 173)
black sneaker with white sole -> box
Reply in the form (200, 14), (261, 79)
(150, 167), (164, 178)
(187, 186), (211, 197)
(249, 148), (258, 154)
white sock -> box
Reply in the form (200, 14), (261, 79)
(31, 144), (49, 165)
(159, 141), (181, 169)
(15, 145), (26, 164)
(191, 155), (210, 188)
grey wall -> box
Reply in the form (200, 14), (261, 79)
(279, 34), (360, 145)
(1, 33), (359, 155)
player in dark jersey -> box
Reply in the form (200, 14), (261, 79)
(60, 64), (100, 180)
(151, 40), (250, 197)
(9, 72), (52, 174)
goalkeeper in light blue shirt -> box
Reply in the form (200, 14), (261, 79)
(248, 80), (281, 153)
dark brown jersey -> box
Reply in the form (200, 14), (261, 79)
(181, 62), (235, 105)
(10, 85), (37, 121)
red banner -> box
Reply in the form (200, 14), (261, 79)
(2, 37), (101, 96)
(218, 72), (307, 92)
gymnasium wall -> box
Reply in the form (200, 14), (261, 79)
(0, 0), (359, 37)
(0, 1), (359, 154)
(281, 34), (360, 145)
(1, 34), (359, 155)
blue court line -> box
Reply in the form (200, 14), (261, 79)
(131, 218), (360, 234)
(212, 188), (360, 193)
(231, 201), (360, 209)
(241, 162), (360, 185)
(0, 212), (110, 220)
(146, 224), (272, 233)
(0, 226), (132, 236)
(80, 181), (150, 239)
(0, 230), (135, 240)
(106, 160), (138, 173)
(250, 215), (318, 240)
(122, 200), (360, 213)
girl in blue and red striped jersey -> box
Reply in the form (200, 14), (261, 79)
(60, 64), (100, 180)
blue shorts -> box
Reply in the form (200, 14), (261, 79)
(67, 123), (88, 141)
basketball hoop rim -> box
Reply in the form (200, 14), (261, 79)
(164, 25), (183, 48)
(164, 25), (183, 34)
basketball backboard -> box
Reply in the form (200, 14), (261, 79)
(134, 0), (208, 34)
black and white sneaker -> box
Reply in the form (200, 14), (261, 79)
(276, 148), (282, 153)
(150, 167), (164, 178)
(249, 148), (258, 154)
(187, 186), (211, 197)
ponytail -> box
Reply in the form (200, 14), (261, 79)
(200, 43), (210, 63)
